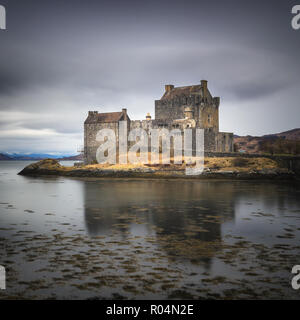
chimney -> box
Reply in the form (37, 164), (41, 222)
(165, 84), (174, 92)
(201, 80), (207, 90)
(121, 108), (127, 120)
(201, 80), (208, 97)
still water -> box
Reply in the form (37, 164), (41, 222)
(0, 161), (300, 299)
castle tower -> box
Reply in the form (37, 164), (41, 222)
(154, 80), (219, 131)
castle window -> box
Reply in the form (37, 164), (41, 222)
(208, 115), (211, 124)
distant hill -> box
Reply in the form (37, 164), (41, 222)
(0, 153), (12, 160)
(0, 153), (83, 161)
(262, 128), (300, 140)
(234, 128), (300, 155)
(58, 154), (84, 161)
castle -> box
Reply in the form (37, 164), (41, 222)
(84, 81), (233, 164)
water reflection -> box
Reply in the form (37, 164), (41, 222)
(83, 180), (239, 268)
(83, 179), (300, 267)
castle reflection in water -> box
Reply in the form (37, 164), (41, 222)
(82, 179), (300, 269)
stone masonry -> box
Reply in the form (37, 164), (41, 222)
(84, 81), (234, 164)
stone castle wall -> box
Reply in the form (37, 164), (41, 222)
(84, 122), (119, 164)
(84, 121), (233, 164)
(84, 81), (234, 164)
(155, 98), (219, 132)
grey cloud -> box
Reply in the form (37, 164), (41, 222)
(0, 0), (299, 152)
(228, 80), (289, 100)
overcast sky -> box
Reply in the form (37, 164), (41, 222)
(0, 0), (299, 154)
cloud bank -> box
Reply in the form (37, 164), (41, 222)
(0, 0), (299, 153)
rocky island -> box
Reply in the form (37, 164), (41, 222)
(18, 157), (299, 180)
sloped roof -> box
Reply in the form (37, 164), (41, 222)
(161, 85), (205, 100)
(84, 110), (130, 124)
(97, 112), (124, 122)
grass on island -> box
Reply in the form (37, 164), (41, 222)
(75, 155), (281, 172)
(204, 157), (279, 172)
(29, 154), (282, 173)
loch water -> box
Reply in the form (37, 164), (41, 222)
(0, 161), (300, 299)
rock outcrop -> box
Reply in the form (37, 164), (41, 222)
(18, 159), (63, 175)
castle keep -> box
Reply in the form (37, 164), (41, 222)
(84, 81), (233, 164)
